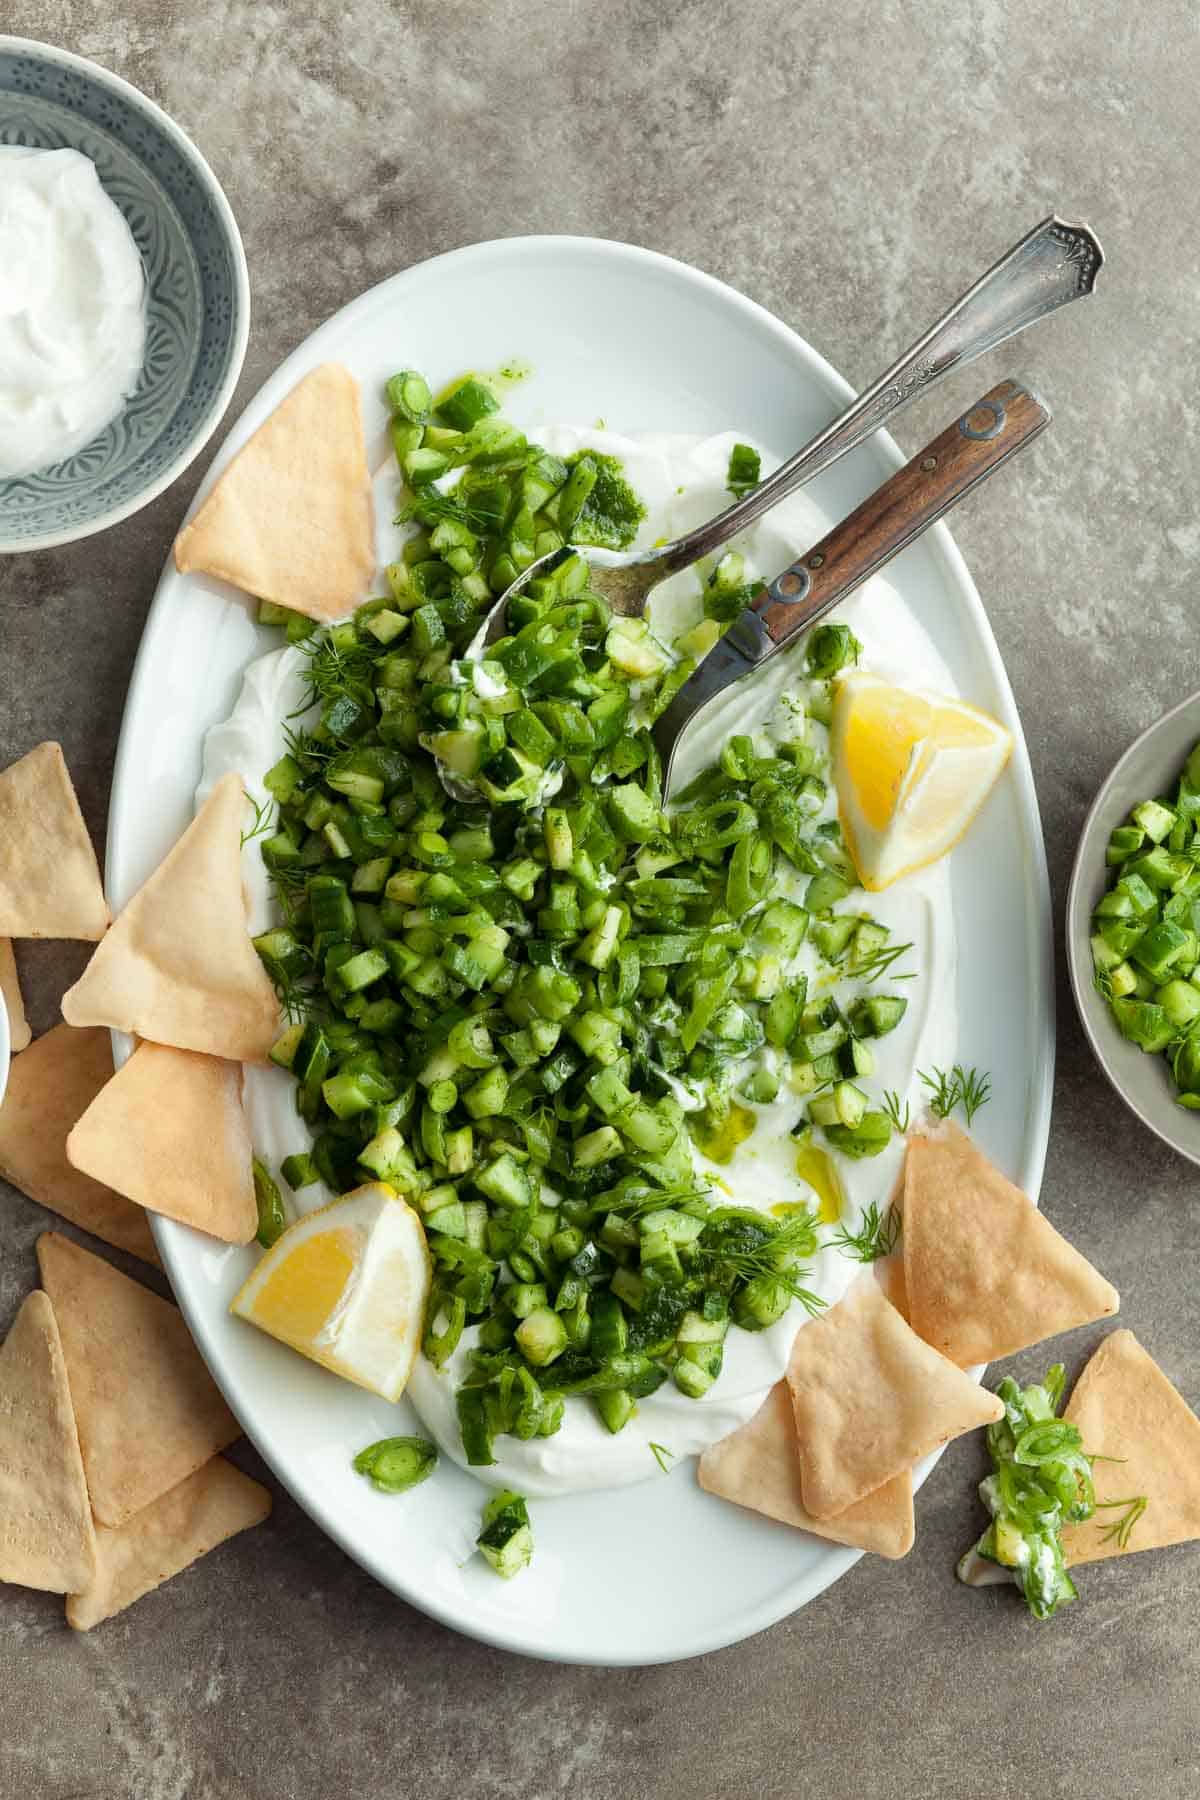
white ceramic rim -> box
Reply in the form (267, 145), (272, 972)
(0, 34), (251, 555)
(1065, 682), (1200, 1166)
(109, 234), (1055, 1661)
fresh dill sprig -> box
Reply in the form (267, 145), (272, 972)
(257, 931), (321, 1024)
(841, 939), (916, 984)
(605, 1183), (712, 1219)
(1095, 1493), (1149, 1550)
(240, 791), (274, 849)
(1092, 968), (1114, 1002)
(282, 722), (337, 766)
(268, 862), (310, 927)
(829, 1201), (900, 1263)
(697, 1209), (826, 1317)
(396, 490), (498, 535)
(292, 633), (378, 719)
(269, 862), (310, 896)
(953, 1065), (991, 1125)
(920, 1063), (993, 1126)
(649, 1442), (675, 1474)
(881, 1089), (911, 1133)
(274, 965), (323, 1025)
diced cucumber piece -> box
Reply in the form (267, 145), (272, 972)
(269, 1022), (306, 1071)
(848, 994), (908, 1037)
(476, 1490), (533, 1579)
(593, 1388), (637, 1433)
(515, 1306), (569, 1367)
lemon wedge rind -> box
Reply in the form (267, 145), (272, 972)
(230, 1181), (430, 1403)
(831, 671), (1012, 892)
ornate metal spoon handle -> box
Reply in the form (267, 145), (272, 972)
(657, 215), (1100, 575)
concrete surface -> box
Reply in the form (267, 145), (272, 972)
(3, 3), (1200, 1796)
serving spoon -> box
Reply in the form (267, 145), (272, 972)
(653, 376), (1050, 796)
(463, 214), (1099, 658)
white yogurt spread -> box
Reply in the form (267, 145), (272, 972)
(200, 426), (961, 1496)
(0, 147), (146, 479)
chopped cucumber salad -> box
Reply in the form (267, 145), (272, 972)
(251, 369), (917, 1472)
(958, 1366), (1093, 1619)
(1091, 739), (1200, 1104)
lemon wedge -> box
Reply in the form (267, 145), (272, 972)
(830, 671), (1012, 891)
(230, 1182), (430, 1401)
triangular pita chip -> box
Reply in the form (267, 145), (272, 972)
(787, 1277), (1003, 1520)
(61, 773), (279, 1063)
(875, 1249), (909, 1321)
(67, 1042), (256, 1245)
(174, 362), (375, 623)
(36, 1232), (240, 1527)
(0, 743), (109, 940)
(699, 1382), (915, 1558)
(1063, 1330), (1200, 1566)
(67, 1455), (271, 1630)
(0, 1291), (97, 1593)
(0, 1024), (159, 1266)
(902, 1123), (1118, 1366)
(0, 938), (31, 1051)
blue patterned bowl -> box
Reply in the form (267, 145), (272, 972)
(0, 38), (249, 552)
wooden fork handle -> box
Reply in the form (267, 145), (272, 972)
(732, 378), (1051, 660)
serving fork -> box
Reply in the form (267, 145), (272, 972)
(651, 376), (1049, 794)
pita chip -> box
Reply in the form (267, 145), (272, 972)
(0, 742), (109, 941)
(61, 773), (279, 1063)
(875, 1250), (909, 1322)
(36, 1232), (240, 1527)
(902, 1123), (1119, 1366)
(787, 1277), (1003, 1520)
(174, 362), (375, 623)
(67, 1042), (256, 1245)
(0, 1291), (97, 1593)
(0, 1023), (159, 1266)
(1063, 1330), (1200, 1567)
(67, 1455), (271, 1630)
(698, 1382), (915, 1558)
(0, 939), (30, 1051)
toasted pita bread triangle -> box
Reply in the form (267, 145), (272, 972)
(787, 1277), (1003, 1520)
(67, 1455), (271, 1630)
(0, 743), (109, 940)
(36, 1232), (240, 1527)
(902, 1124), (1119, 1365)
(0, 1291), (97, 1593)
(61, 773), (279, 1063)
(174, 363), (375, 623)
(1062, 1330), (1200, 1566)
(0, 1024), (159, 1265)
(876, 1249), (909, 1321)
(67, 1042), (256, 1245)
(0, 938), (30, 1051)
(699, 1382), (914, 1558)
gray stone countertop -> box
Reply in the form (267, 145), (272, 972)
(3, 3), (1199, 1796)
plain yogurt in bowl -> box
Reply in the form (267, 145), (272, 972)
(0, 35), (250, 552)
(0, 145), (146, 479)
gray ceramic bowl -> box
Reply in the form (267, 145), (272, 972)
(1067, 686), (1200, 1164)
(0, 37), (249, 552)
